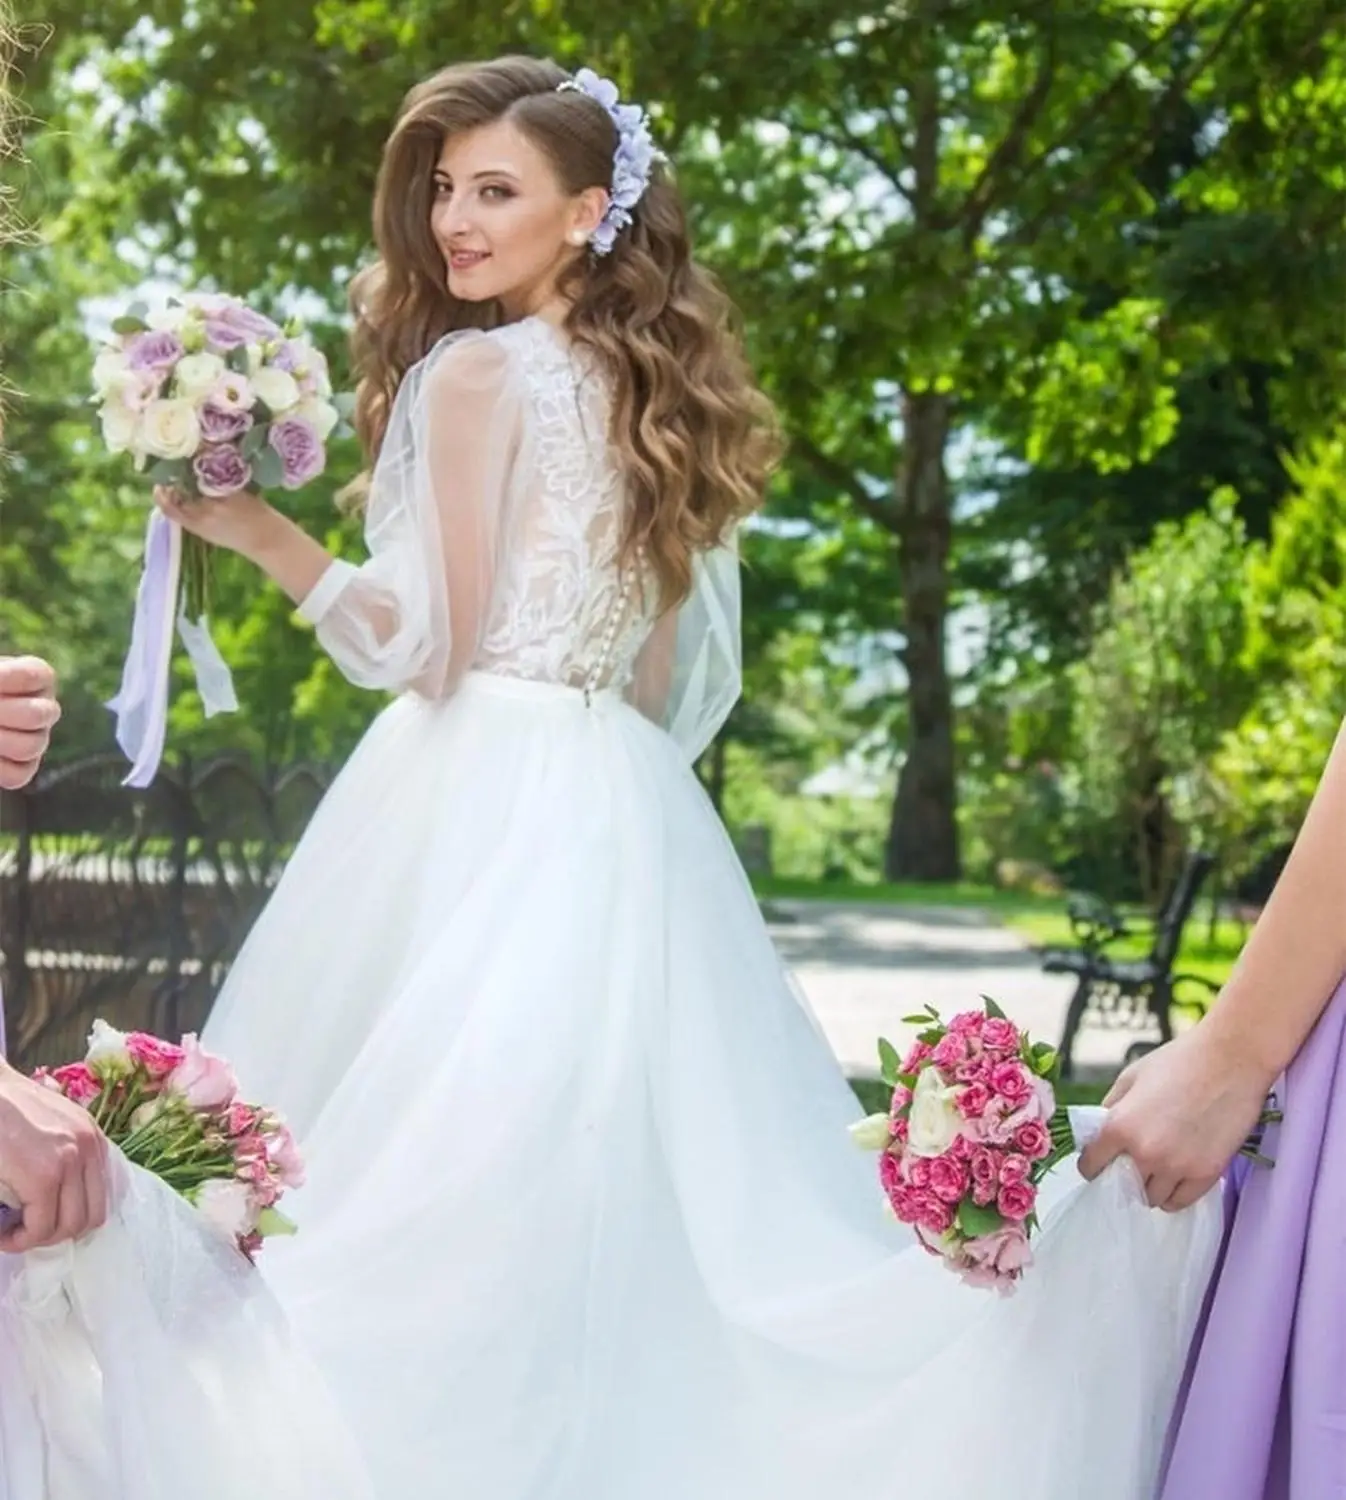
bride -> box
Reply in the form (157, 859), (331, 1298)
(44, 55), (1223, 1499)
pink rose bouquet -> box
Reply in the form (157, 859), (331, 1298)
(33, 1020), (304, 1261)
(849, 999), (1075, 1295)
(91, 293), (352, 617)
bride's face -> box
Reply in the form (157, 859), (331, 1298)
(430, 119), (607, 320)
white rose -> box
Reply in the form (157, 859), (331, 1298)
(92, 347), (131, 396)
(245, 342), (266, 375)
(141, 398), (202, 460)
(86, 1019), (132, 1077)
(100, 402), (142, 455)
(294, 395), (340, 440)
(251, 366), (300, 414)
(847, 1112), (892, 1152)
(173, 352), (226, 400)
(906, 1067), (964, 1158)
(147, 304), (189, 334)
(194, 1179), (257, 1242)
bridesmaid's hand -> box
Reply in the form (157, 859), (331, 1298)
(1078, 1022), (1273, 1212)
(153, 483), (283, 562)
(0, 656), (61, 790)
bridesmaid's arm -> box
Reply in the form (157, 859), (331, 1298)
(1203, 716), (1346, 1078)
(1079, 716), (1346, 1210)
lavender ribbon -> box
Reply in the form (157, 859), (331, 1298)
(107, 511), (238, 789)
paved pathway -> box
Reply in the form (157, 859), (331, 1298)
(764, 900), (1155, 1081)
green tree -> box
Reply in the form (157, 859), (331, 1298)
(1067, 491), (1252, 899)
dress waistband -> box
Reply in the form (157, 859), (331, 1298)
(458, 671), (624, 708)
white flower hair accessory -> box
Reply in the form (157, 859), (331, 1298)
(556, 68), (664, 255)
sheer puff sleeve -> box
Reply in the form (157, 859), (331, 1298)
(626, 537), (743, 764)
(296, 330), (523, 699)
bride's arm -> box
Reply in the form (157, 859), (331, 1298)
(1079, 716), (1346, 1209)
(157, 332), (520, 698)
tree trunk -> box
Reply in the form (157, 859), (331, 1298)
(885, 389), (960, 882)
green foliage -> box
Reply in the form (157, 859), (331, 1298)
(1196, 440), (1346, 878)
(1066, 491), (1253, 896)
(6, 0), (1346, 895)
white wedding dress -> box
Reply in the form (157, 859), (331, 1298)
(1, 316), (1224, 1499)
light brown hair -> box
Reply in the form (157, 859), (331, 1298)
(347, 55), (780, 609)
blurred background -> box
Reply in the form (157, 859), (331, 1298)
(2, 1), (1344, 1084)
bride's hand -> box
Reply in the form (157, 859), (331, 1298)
(1077, 1021), (1273, 1211)
(153, 483), (282, 561)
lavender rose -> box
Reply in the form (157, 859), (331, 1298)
(211, 299), (282, 341)
(193, 442), (253, 498)
(267, 415), (325, 490)
(202, 319), (250, 352)
(198, 398), (253, 444)
(127, 330), (185, 374)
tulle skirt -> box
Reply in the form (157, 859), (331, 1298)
(4, 672), (1223, 1499)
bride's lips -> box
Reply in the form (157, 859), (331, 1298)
(449, 250), (490, 272)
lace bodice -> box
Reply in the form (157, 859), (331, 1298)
(298, 315), (744, 762)
(473, 320), (656, 692)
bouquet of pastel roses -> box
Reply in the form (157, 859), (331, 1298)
(849, 999), (1075, 1294)
(31, 1021), (303, 1261)
(92, 293), (353, 617)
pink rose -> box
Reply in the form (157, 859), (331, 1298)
(949, 1133), (975, 1161)
(999, 1153), (1032, 1188)
(928, 1154), (969, 1204)
(125, 1032), (187, 1080)
(980, 1017), (1021, 1055)
(961, 1224), (1033, 1287)
(961, 1098), (1000, 1144)
(889, 1186), (921, 1224)
(970, 1148), (1002, 1190)
(901, 1040), (934, 1074)
(957, 1082), (992, 1120)
(51, 1062), (101, 1106)
(1014, 1120), (1053, 1161)
(955, 1058), (991, 1084)
(267, 415), (325, 490)
(931, 1032), (968, 1070)
(890, 1115), (909, 1143)
(225, 1102), (261, 1137)
(879, 1152), (903, 1197)
(266, 1122), (305, 1189)
(1035, 1076), (1057, 1122)
(948, 1011), (985, 1039)
(916, 1192), (955, 1235)
(167, 1034), (238, 1111)
(998, 1182), (1037, 1221)
(990, 1061), (1034, 1107)
(889, 1083), (912, 1117)
(906, 1156), (933, 1191)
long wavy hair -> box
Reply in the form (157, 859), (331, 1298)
(347, 55), (780, 609)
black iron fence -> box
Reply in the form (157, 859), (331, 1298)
(0, 754), (334, 1070)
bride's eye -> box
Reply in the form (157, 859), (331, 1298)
(432, 178), (452, 198)
(480, 184), (514, 202)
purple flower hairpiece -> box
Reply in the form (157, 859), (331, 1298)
(557, 68), (664, 255)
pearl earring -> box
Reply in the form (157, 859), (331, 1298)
(569, 231), (588, 246)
